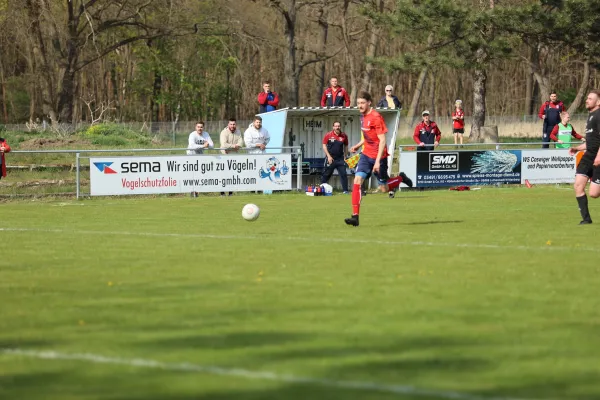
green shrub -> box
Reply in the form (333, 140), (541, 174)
(81, 123), (151, 147)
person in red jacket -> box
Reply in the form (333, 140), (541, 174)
(0, 137), (11, 179)
(413, 110), (441, 151)
(538, 91), (565, 148)
(257, 81), (280, 113)
(321, 77), (350, 107)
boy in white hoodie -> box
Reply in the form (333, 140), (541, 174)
(244, 116), (270, 154)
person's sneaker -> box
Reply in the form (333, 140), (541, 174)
(388, 190), (395, 199)
(579, 219), (593, 225)
(399, 172), (413, 188)
(342, 191), (349, 194)
(344, 215), (359, 226)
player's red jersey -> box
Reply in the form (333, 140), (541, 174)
(452, 109), (465, 129)
(360, 109), (388, 159)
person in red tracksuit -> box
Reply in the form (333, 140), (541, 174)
(452, 99), (465, 147)
(321, 77), (350, 107)
(538, 91), (565, 149)
(413, 110), (441, 151)
(0, 137), (11, 180)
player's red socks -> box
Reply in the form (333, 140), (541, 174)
(352, 183), (361, 215)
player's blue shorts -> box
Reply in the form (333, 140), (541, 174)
(356, 154), (389, 184)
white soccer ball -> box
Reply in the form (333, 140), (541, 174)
(242, 203), (260, 221)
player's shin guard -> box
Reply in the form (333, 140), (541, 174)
(577, 195), (592, 222)
(352, 183), (361, 215)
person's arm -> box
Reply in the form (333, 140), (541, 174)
(321, 90), (327, 107)
(572, 127), (584, 141)
(1, 140), (11, 153)
(549, 125), (559, 142)
(413, 125), (424, 146)
(569, 142), (586, 155)
(434, 124), (441, 146)
(394, 97), (402, 109)
(538, 103), (547, 119)
(220, 130), (231, 154)
(257, 92), (268, 105)
(322, 143), (332, 164)
(235, 131), (244, 148)
(188, 133), (202, 150)
(269, 93), (279, 108)
(350, 139), (364, 153)
(343, 89), (350, 107)
(244, 128), (254, 149)
(373, 133), (386, 172)
(204, 133), (214, 148)
(344, 135), (349, 157)
(376, 97), (385, 108)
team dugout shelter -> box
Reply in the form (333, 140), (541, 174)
(258, 107), (401, 178)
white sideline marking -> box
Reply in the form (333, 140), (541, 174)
(2, 349), (531, 400)
(0, 226), (594, 253)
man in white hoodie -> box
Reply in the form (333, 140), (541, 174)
(187, 121), (214, 155)
(244, 116), (270, 154)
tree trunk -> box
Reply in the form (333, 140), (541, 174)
(428, 70), (436, 116)
(315, 0), (328, 102)
(0, 61), (8, 123)
(279, 0), (298, 107)
(360, 0), (384, 93)
(341, 0), (357, 105)
(406, 67), (428, 127)
(57, 0), (79, 123)
(567, 61), (590, 115)
(26, 0), (59, 126)
(470, 62), (487, 142)
(524, 46), (535, 116)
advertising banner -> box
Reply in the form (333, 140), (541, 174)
(399, 149), (577, 187)
(90, 154), (292, 196)
(520, 150), (576, 184)
(414, 150), (522, 187)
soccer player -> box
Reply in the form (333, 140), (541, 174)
(345, 91), (389, 227)
(568, 90), (600, 225)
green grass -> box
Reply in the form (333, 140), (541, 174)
(1, 187), (599, 400)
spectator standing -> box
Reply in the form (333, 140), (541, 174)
(0, 137), (11, 180)
(244, 116), (270, 154)
(413, 111), (442, 151)
(187, 122), (214, 155)
(219, 118), (244, 196)
(539, 91), (566, 148)
(321, 121), (349, 194)
(376, 85), (402, 109)
(452, 99), (465, 147)
(257, 81), (279, 113)
(321, 77), (350, 107)
(550, 111), (584, 149)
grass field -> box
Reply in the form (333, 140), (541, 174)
(1, 186), (599, 400)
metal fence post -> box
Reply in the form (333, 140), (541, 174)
(76, 152), (81, 200)
(297, 146), (303, 191)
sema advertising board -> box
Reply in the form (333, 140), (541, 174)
(90, 154), (292, 196)
(399, 149), (576, 187)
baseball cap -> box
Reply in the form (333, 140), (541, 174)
(422, 110), (430, 116)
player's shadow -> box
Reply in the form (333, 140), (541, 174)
(402, 220), (464, 226)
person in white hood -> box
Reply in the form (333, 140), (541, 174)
(244, 116), (270, 154)
(187, 121), (214, 155)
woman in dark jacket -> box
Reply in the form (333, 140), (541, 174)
(376, 85), (402, 109)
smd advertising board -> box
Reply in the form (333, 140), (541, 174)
(399, 149), (576, 187)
